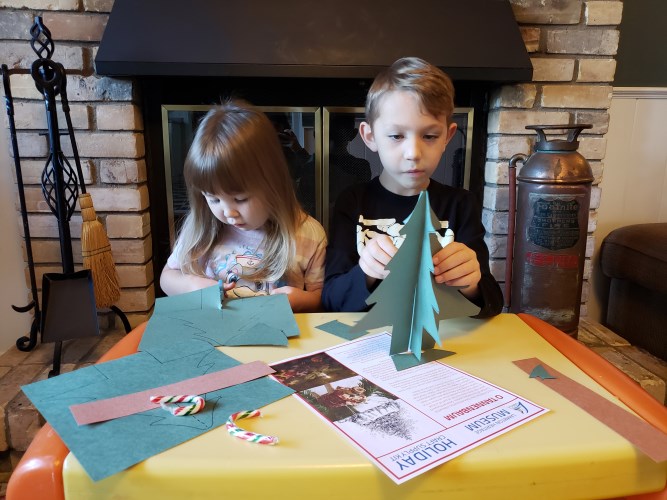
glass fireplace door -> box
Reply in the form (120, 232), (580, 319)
(162, 105), (322, 246)
(162, 105), (472, 241)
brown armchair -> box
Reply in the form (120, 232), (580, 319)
(600, 223), (667, 361)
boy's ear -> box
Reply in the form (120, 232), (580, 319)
(444, 122), (458, 145)
(358, 121), (378, 152)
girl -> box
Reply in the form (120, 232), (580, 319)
(160, 100), (327, 312)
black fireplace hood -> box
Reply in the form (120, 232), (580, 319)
(95, 0), (532, 82)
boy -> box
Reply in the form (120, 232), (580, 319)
(322, 57), (503, 317)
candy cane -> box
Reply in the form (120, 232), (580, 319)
(226, 409), (279, 445)
(150, 395), (205, 416)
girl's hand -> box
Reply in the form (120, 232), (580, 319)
(432, 242), (481, 299)
(220, 280), (236, 298)
(359, 234), (397, 284)
(160, 266), (219, 296)
(272, 286), (322, 313)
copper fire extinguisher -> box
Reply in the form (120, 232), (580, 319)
(504, 124), (594, 336)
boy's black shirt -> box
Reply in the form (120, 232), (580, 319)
(322, 176), (503, 317)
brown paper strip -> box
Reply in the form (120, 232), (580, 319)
(71, 360), (274, 425)
(513, 357), (667, 463)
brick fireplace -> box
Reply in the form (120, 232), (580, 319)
(0, 0), (621, 328)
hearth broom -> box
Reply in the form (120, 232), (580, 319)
(56, 62), (121, 309)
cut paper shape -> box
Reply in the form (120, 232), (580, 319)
(529, 364), (556, 380)
(22, 346), (294, 481)
(70, 360), (275, 425)
(139, 286), (299, 362)
(352, 192), (480, 360)
(225, 322), (289, 346)
(391, 348), (457, 371)
(514, 358), (667, 463)
(316, 319), (367, 341)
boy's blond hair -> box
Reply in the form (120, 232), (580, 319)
(175, 100), (304, 282)
(365, 56), (455, 125)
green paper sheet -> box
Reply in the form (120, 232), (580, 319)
(139, 286), (300, 361)
(22, 347), (293, 481)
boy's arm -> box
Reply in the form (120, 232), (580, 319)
(448, 193), (503, 318)
(322, 192), (373, 312)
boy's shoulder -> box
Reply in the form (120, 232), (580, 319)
(427, 179), (476, 204)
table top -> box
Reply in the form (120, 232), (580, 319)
(57, 313), (666, 500)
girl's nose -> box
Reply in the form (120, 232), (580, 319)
(223, 206), (240, 218)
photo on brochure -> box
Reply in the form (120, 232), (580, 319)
(271, 352), (357, 392)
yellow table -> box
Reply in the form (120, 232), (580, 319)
(55, 313), (666, 500)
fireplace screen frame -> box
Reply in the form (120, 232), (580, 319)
(161, 104), (474, 242)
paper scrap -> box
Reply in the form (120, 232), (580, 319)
(315, 320), (366, 341)
(529, 364), (556, 380)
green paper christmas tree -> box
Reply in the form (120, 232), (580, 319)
(353, 191), (480, 360)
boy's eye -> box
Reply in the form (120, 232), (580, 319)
(234, 196), (248, 203)
(388, 134), (403, 140)
(424, 134), (440, 140)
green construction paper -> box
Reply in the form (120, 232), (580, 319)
(315, 320), (367, 341)
(140, 286), (300, 361)
(225, 322), (289, 346)
(22, 347), (293, 482)
(391, 348), (457, 371)
(529, 364), (556, 380)
(352, 192), (480, 360)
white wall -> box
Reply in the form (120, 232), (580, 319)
(0, 124), (31, 354)
(587, 88), (667, 323)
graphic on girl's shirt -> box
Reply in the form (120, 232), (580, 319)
(212, 248), (268, 298)
(356, 216), (454, 255)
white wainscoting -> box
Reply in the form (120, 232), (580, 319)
(587, 87), (667, 323)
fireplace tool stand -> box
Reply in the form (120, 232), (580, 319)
(2, 18), (130, 377)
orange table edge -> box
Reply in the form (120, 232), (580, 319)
(7, 316), (667, 500)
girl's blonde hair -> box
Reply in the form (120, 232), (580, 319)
(365, 56), (455, 125)
(175, 100), (304, 282)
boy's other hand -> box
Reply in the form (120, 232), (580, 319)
(360, 234), (397, 282)
(432, 242), (481, 298)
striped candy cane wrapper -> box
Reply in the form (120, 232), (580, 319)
(150, 394), (205, 416)
(226, 409), (279, 445)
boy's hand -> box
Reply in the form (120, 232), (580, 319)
(359, 234), (397, 282)
(432, 242), (481, 299)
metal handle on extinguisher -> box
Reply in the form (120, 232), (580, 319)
(504, 153), (527, 312)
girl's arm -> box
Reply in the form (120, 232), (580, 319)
(160, 264), (218, 296)
(271, 286), (322, 313)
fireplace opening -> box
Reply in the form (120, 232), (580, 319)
(163, 105), (474, 240)
(141, 77), (492, 296)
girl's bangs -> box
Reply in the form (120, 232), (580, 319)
(187, 144), (254, 196)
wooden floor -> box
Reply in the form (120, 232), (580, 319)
(577, 317), (667, 405)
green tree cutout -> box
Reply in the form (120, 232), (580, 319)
(353, 191), (480, 360)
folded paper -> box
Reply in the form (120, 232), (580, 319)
(352, 192), (480, 360)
